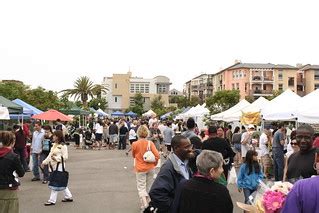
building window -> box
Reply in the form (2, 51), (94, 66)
(315, 70), (319, 80)
(115, 97), (118, 102)
(278, 70), (283, 80)
(157, 84), (167, 93)
(130, 83), (150, 93)
(315, 84), (319, 90)
(232, 83), (235, 90)
(115, 83), (117, 89)
(245, 83), (248, 92)
(278, 84), (283, 90)
(236, 83), (240, 89)
(288, 77), (294, 87)
(130, 84), (135, 93)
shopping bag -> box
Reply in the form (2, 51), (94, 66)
(48, 157), (69, 191)
(227, 166), (237, 185)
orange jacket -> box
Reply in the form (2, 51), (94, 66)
(132, 138), (160, 172)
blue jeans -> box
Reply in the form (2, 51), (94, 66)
(40, 153), (50, 181)
(273, 149), (284, 181)
(118, 135), (126, 150)
(243, 188), (256, 204)
(32, 153), (41, 179)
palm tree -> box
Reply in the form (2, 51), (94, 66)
(61, 76), (108, 108)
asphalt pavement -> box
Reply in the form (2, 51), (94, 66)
(19, 145), (243, 213)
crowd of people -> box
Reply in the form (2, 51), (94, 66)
(1, 114), (319, 212)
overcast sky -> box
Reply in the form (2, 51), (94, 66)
(1, 0), (318, 93)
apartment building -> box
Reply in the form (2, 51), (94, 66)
(183, 74), (213, 102)
(299, 65), (319, 94)
(102, 72), (171, 113)
(184, 62), (318, 100)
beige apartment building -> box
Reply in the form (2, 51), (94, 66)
(183, 74), (214, 102)
(102, 72), (171, 113)
(184, 62), (319, 100)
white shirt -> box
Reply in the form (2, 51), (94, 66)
(259, 132), (269, 156)
(31, 129), (45, 154)
(95, 123), (103, 134)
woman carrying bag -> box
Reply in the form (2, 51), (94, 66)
(41, 130), (73, 206)
(132, 125), (160, 211)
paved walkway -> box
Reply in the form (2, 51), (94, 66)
(19, 146), (243, 213)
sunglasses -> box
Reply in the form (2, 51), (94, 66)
(291, 142), (298, 146)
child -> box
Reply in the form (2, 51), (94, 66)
(237, 150), (263, 204)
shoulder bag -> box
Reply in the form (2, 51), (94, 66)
(48, 157), (69, 191)
(143, 141), (156, 163)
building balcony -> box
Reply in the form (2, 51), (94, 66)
(251, 90), (273, 96)
(251, 76), (274, 82)
(297, 78), (305, 86)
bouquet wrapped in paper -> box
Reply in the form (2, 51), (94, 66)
(237, 180), (293, 213)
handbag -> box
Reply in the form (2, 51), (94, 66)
(143, 141), (156, 163)
(227, 166), (237, 185)
(48, 157), (69, 191)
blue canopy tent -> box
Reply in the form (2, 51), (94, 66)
(90, 107), (105, 116)
(160, 111), (173, 120)
(125, 111), (137, 117)
(12, 99), (43, 115)
(111, 111), (124, 117)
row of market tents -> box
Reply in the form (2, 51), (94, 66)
(210, 88), (319, 124)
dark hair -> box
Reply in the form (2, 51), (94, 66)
(190, 136), (202, 149)
(208, 126), (217, 134)
(171, 135), (188, 151)
(290, 130), (296, 140)
(186, 118), (195, 129)
(228, 125), (232, 129)
(245, 150), (260, 175)
(234, 126), (240, 134)
(199, 130), (206, 138)
(297, 124), (315, 136)
(53, 130), (65, 144)
(0, 131), (15, 147)
(34, 121), (42, 126)
(43, 125), (53, 133)
(13, 124), (23, 134)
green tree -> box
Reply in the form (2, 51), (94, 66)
(89, 97), (108, 110)
(267, 90), (283, 101)
(151, 95), (166, 116)
(189, 96), (201, 106)
(61, 76), (108, 109)
(206, 90), (240, 114)
(128, 93), (144, 116)
(0, 81), (30, 100)
(59, 94), (74, 110)
(245, 95), (255, 103)
(26, 87), (61, 111)
(169, 95), (189, 108)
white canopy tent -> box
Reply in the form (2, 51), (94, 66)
(242, 97), (270, 113)
(261, 89), (301, 121)
(221, 97), (269, 123)
(0, 106), (10, 120)
(211, 99), (251, 121)
(143, 109), (157, 117)
(297, 89), (319, 123)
